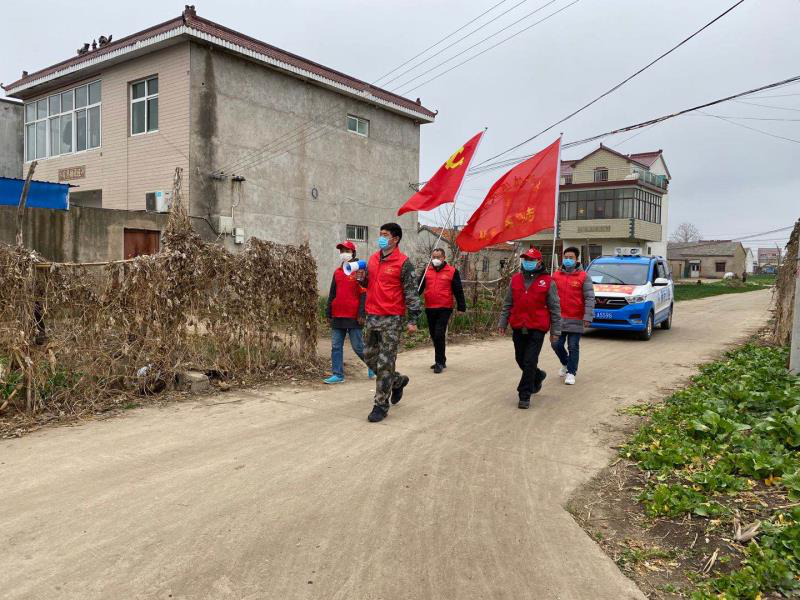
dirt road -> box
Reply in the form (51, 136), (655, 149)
(1, 290), (772, 600)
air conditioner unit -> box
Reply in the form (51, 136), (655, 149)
(145, 191), (171, 213)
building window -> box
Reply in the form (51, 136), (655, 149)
(715, 261), (726, 273)
(563, 174), (573, 185)
(482, 256), (490, 272)
(346, 224), (368, 242)
(593, 167), (608, 182)
(131, 77), (158, 135)
(24, 80), (100, 161)
(347, 114), (369, 137)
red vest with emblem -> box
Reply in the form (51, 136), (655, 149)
(365, 249), (408, 316)
(509, 272), (552, 331)
(552, 269), (587, 320)
(331, 268), (364, 319)
(423, 264), (455, 309)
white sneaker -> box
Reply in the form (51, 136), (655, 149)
(559, 366), (568, 377)
(565, 373), (576, 385)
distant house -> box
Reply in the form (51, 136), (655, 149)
(757, 247), (781, 267)
(525, 143), (671, 262)
(417, 225), (516, 281)
(667, 240), (747, 279)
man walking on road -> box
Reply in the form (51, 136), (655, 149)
(323, 241), (374, 384)
(419, 248), (467, 374)
(358, 223), (422, 423)
(551, 246), (595, 385)
(498, 247), (561, 409)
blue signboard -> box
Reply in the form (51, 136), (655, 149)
(0, 177), (70, 210)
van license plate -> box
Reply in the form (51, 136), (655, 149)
(595, 311), (614, 320)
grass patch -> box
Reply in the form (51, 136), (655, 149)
(620, 345), (800, 598)
(674, 279), (772, 302)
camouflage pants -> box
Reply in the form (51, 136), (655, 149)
(363, 315), (405, 409)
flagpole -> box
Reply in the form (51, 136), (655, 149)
(550, 134), (563, 275)
(418, 128), (488, 292)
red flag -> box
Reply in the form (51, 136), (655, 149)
(456, 138), (560, 252)
(397, 131), (484, 216)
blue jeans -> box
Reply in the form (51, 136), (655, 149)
(331, 327), (366, 378)
(552, 332), (581, 375)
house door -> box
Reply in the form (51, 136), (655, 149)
(124, 229), (160, 259)
(689, 261), (700, 278)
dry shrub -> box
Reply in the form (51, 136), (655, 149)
(0, 174), (319, 427)
(772, 219), (799, 346)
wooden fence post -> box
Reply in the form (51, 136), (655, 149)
(16, 161), (37, 247)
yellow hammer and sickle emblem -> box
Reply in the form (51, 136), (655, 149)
(445, 146), (465, 170)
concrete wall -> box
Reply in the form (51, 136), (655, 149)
(0, 205), (167, 262)
(0, 99), (23, 178)
(188, 43), (423, 290)
(19, 42), (190, 210)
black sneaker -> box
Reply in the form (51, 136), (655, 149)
(391, 375), (410, 405)
(518, 397), (531, 409)
(430, 364), (437, 370)
(533, 369), (547, 394)
(433, 364), (443, 374)
(430, 364), (447, 370)
(367, 405), (388, 422)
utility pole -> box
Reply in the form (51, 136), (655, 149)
(791, 239), (800, 375)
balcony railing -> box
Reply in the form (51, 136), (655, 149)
(562, 168), (668, 190)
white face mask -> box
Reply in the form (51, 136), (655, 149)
(340, 252), (353, 262)
(431, 258), (443, 267)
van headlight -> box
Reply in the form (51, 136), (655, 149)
(626, 295), (647, 304)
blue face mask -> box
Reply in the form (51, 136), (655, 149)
(521, 259), (538, 272)
(378, 236), (390, 250)
(562, 258), (576, 268)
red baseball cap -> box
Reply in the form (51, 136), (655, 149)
(520, 247), (543, 261)
(337, 241), (356, 252)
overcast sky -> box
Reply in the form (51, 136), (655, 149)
(3, 0), (798, 250)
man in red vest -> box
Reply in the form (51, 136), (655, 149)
(419, 248), (466, 373)
(357, 223), (422, 423)
(497, 247), (561, 409)
(323, 241), (374, 384)
(551, 246), (595, 385)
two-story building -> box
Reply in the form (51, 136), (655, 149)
(2, 5), (436, 289)
(525, 144), (671, 265)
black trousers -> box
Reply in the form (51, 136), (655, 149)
(426, 308), (453, 366)
(512, 329), (546, 399)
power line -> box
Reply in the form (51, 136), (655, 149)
(396, 0), (580, 96)
(379, 0), (533, 88)
(387, 0), (560, 91)
(734, 100), (800, 112)
(464, 73), (800, 178)
(471, 0), (747, 168)
(372, 0), (514, 84)
(689, 113), (800, 122)
(697, 110), (800, 144)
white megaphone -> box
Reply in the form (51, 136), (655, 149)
(343, 259), (367, 276)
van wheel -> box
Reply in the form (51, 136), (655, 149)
(660, 305), (673, 330)
(638, 312), (654, 341)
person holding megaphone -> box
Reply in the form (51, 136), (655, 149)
(354, 223), (422, 423)
(323, 241), (375, 385)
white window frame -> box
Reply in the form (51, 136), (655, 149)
(346, 224), (368, 242)
(130, 76), (159, 136)
(23, 79), (101, 162)
(346, 114), (369, 137)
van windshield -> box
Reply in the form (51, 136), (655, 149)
(587, 263), (650, 285)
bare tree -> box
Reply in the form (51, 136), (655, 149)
(669, 222), (702, 243)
